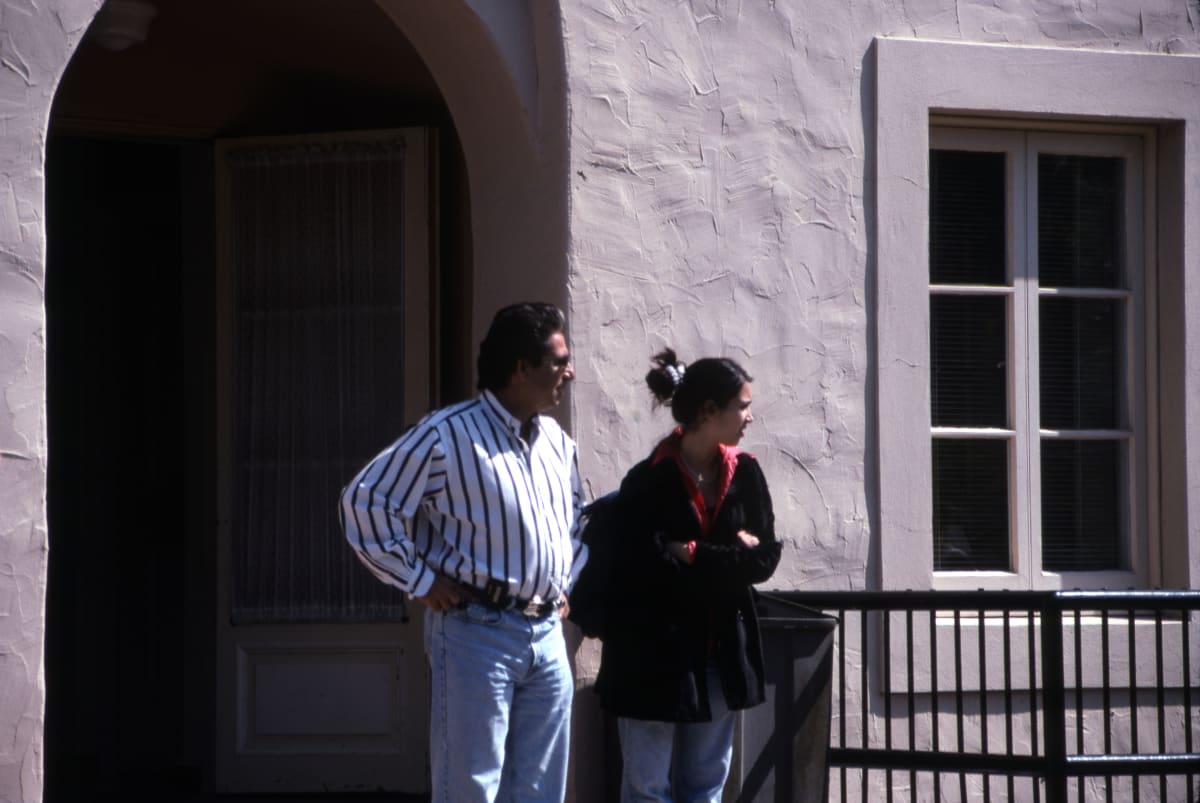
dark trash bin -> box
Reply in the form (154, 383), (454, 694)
(729, 592), (838, 803)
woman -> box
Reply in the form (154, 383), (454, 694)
(596, 349), (782, 803)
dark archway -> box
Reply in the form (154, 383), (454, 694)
(44, 3), (468, 799)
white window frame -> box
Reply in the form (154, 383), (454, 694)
(929, 126), (1148, 590)
(875, 38), (1200, 593)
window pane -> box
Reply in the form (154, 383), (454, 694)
(931, 295), (1007, 427)
(1041, 440), (1121, 570)
(1038, 154), (1124, 289)
(930, 149), (1007, 285)
(1039, 298), (1119, 430)
(933, 439), (1010, 571)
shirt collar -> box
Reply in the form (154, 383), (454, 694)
(651, 428), (741, 472)
(651, 428), (742, 532)
(481, 389), (540, 443)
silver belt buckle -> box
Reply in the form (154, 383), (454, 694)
(520, 599), (544, 617)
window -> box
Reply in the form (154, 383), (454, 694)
(875, 38), (1199, 593)
(928, 127), (1147, 589)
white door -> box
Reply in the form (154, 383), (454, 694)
(214, 129), (434, 793)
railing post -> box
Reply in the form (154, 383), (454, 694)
(1040, 594), (1067, 803)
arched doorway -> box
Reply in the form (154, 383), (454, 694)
(40, 1), (540, 798)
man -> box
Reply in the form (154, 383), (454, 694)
(340, 302), (586, 803)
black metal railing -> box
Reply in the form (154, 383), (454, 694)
(778, 590), (1200, 802)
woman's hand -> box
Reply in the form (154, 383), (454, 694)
(666, 541), (692, 562)
(736, 529), (760, 548)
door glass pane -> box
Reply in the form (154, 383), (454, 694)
(1041, 440), (1121, 570)
(933, 439), (1010, 571)
(1038, 154), (1124, 289)
(930, 149), (1007, 285)
(1039, 298), (1119, 430)
(930, 295), (1007, 427)
(229, 142), (413, 624)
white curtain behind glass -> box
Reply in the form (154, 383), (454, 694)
(228, 142), (413, 624)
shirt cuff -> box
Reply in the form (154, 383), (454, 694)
(408, 562), (436, 598)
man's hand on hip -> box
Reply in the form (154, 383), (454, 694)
(416, 574), (463, 612)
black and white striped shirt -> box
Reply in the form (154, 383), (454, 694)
(341, 390), (587, 603)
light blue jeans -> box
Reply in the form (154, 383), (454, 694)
(425, 602), (573, 803)
(618, 668), (736, 803)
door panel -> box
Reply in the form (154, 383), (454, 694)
(226, 624), (428, 789)
(241, 645), (401, 749)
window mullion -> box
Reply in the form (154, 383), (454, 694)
(1123, 137), (1149, 583)
(1015, 133), (1037, 590)
(1139, 133), (1160, 587)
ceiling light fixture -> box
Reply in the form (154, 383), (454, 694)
(89, 0), (157, 52)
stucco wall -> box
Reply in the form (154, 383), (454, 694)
(0, 1), (101, 799)
(561, 0), (1200, 594)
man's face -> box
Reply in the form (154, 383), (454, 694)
(524, 331), (575, 413)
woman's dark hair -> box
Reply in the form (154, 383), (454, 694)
(477, 302), (566, 391)
(646, 348), (752, 429)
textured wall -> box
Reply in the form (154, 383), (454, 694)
(562, 0), (1200, 594)
(0, 1), (102, 799)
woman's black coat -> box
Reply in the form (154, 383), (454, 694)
(594, 449), (781, 722)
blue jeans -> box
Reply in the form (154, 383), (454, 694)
(617, 668), (735, 803)
(424, 602), (573, 803)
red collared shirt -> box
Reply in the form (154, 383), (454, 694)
(650, 429), (741, 538)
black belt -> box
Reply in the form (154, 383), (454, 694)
(457, 581), (561, 618)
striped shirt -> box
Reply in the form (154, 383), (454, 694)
(340, 390), (587, 603)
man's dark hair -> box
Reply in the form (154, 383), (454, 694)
(477, 302), (567, 391)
